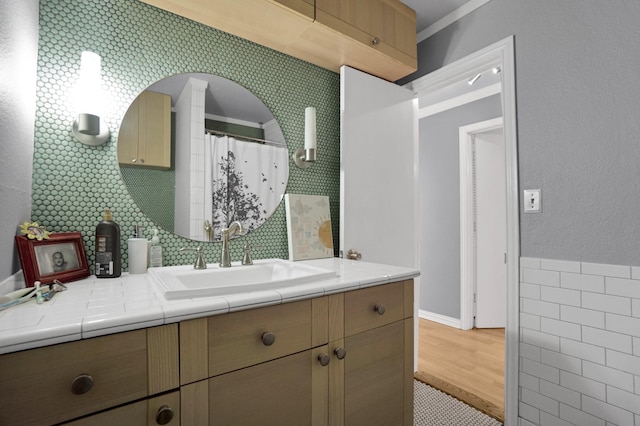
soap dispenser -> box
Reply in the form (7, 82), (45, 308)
(95, 208), (121, 278)
(148, 228), (163, 268)
(127, 225), (148, 274)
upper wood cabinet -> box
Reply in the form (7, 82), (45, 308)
(311, 0), (417, 79)
(139, 0), (315, 54)
(315, 0), (416, 61)
(118, 90), (171, 169)
(139, 0), (417, 81)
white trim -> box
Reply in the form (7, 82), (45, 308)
(418, 310), (461, 329)
(408, 38), (503, 96)
(408, 36), (519, 426)
(418, 82), (501, 119)
(417, 0), (493, 43)
(204, 112), (262, 129)
(459, 117), (504, 331)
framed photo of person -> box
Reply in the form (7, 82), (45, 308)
(15, 232), (90, 287)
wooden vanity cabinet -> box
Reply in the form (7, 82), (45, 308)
(0, 324), (179, 426)
(179, 280), (413, 426)
(0, 281), (412, 425)
(139, 0), (417, 81)
(118, 90), (172, 169)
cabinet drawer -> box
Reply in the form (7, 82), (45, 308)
(344, 281), (405, 336)
(0, 330), (148, 426)
(208, 300), (312, 376)
(63, 391), (180, 426)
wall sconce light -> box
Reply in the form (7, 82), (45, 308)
(467, 73), (482, 85)
(293, 107), (317, 169)
(72, 51), (110, 146)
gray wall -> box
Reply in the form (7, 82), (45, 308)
(0, 0), (39, 283)
(403, 0), (640, 265)
(420, 95), (502, 317)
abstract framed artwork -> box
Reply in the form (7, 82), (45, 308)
(284, 194), (334, 261)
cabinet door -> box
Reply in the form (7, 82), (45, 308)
(63, 400), (146, 425)
(118, 96), (140, 166)
(138, 90), (171, 168)
(344, 321), (406, 426)
(118, 91), (171, 169)
(315, 0), (416, 64)
(208, 347), (330, 426)
(63, 391), (180, 426)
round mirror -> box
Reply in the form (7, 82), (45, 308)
(118, 73), (289, 242)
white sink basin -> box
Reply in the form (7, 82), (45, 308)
(149, 259), (336, 300)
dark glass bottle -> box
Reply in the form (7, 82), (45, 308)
(95, 208), (121, 278)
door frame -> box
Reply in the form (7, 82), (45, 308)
(459, 117), (504, 330)
(407, 36), (519, 426)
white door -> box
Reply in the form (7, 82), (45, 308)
(339, 66), (418, 269)
(474, 127), (507, 328)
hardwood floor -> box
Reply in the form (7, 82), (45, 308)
(416, 318), (505, 422)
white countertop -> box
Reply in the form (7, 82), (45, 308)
(0, 258), (419, 355)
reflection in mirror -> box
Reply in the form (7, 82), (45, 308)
(118, 73), (289, 242)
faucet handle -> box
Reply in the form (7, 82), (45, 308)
(242, 244), (253, 266)
(180, 246), (207, 269)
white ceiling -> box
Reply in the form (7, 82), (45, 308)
(400, 0), (471, 33)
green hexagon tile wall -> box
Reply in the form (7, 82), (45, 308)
(33, 0), (340, 271)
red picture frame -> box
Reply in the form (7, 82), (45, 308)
(15, 232), (90, 287)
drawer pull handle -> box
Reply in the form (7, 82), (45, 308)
(261, 331), (276, 346)
(155, 405), (174, 425)
(71, 374), (94, 395)
(318, 353), (331, 366)
(374, 304), (386, 315)
(372, 36), (380, 45)
(334, 347), (347, 360)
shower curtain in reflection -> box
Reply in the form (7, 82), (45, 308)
(204, 134), (288, 240)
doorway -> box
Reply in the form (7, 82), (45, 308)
(407, 36), (519, 425)
(459, 118), (507, 330)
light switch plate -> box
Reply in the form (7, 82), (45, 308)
(523, 189), (541, 213)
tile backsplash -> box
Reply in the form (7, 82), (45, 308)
(33, 0), (340, 271)
(519, 257), (640, 426)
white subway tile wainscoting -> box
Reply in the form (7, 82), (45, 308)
(520, 257), (640, 426)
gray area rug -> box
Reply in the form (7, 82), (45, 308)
(414, 380), (503, 426)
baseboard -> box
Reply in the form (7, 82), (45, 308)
(418, 309), (461, 329)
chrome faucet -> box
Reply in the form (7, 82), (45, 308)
(180, 246), (207, 269)
(220, 221), (243, 267)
